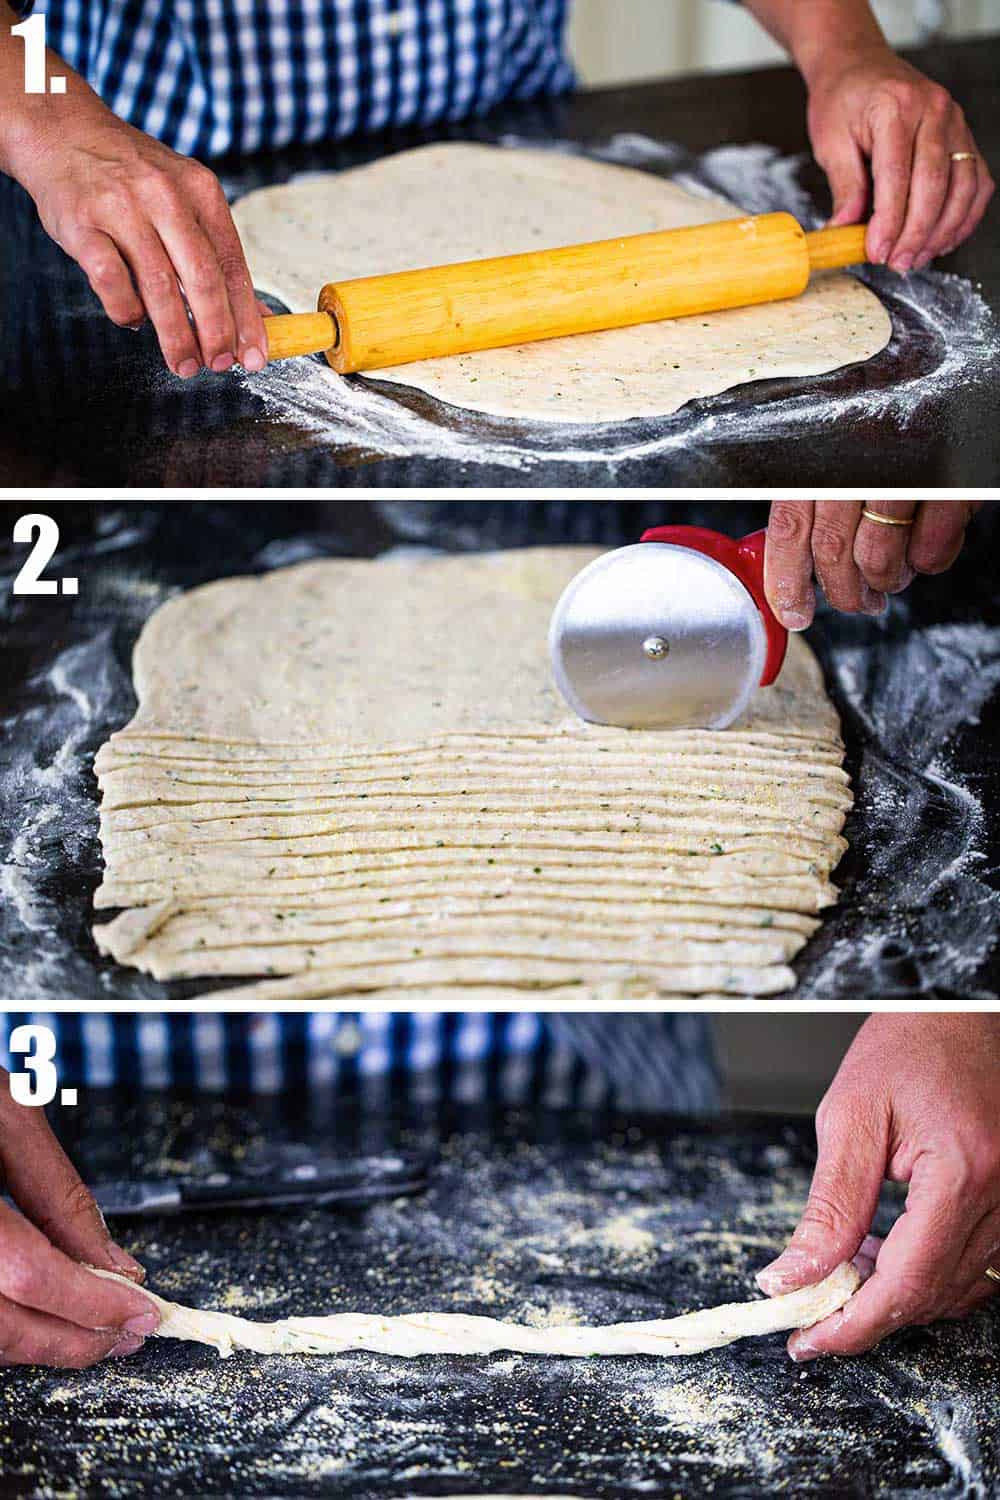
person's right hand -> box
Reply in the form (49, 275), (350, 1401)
(0, 1068), (159, 1367)
(756, 1013), (1000, 1360)
(764, 500), (982, 629)
(12, 91), (268, 379)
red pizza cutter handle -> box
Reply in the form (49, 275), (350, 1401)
(639, 525), (788, 686)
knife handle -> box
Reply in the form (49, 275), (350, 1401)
(639, 525), (788, 685)
(176, 1152), (432, 1211)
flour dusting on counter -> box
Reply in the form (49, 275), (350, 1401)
(802, 616), (1000, 998)
(5, 1107), (999, 1495)
(0, 539), (174, 999)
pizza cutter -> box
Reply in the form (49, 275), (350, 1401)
(548, 526), (788, 730)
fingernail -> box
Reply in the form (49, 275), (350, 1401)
(177, 359), (201, 379)
(756, 1246), (816, 1295)
(862, 584), (887, 615)
(107, 1333), (145, 1360)
(124, 1310), (160, 1337)
(913, 252), (933, 271)
(891, 253), (914, 274)
(242, 345), (266, 373)
(106, 1243), (144, 1280)
(126, 320), (146, 333)
(869, 238), (888, 264)
(756, 1257), (793, 1295)
(787, 1333), (819, 1363)
(888, 564), (915, 595)
(211, 352), (235, 373)
(779, 610), (813, 633)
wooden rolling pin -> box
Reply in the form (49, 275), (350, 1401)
(262, 212), (869, 374)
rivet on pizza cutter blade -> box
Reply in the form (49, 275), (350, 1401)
(548, 526), (789, 731)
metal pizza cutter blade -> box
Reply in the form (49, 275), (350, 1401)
(548, 526), (789, 731)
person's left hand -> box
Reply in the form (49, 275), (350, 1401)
(763, 500), (983, 630)
(805, 44), (993, 270)
(756, 1013), (1000, 1360)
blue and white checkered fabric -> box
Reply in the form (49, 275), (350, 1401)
(32, 0), (574, 158)
(1, 1013), (719, 1114)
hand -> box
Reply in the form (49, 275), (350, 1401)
(805, 44), (994, 270)
(0, 1069), (159, 1367)
(756, 1014), (1000, 1359)
(764, 500), (982, 629)
(11, 91), (268, 379)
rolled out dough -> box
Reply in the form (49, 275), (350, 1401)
(92, 549), (851, 1000)
(91, 1262), (859, 1360)
(232, 142), (892, 423)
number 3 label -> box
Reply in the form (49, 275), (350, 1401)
(9, 1025), (77, 1106)
(12, 513), (78, 596)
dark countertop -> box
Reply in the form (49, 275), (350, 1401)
(1, 499), (998, 1001)
(1, 39), (998, 489)
(1, 1097), (997, 1498)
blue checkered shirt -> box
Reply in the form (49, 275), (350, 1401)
(27, 0), (574, 158)
(2, 1013), (720, 1114)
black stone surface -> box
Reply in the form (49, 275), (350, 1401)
(1, 40), (997, 489)
(0, 499), (998, 1001)
(1, 1097), (997, 1499)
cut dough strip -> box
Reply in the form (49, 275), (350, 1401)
(98, 728), (846, 769)
(98, 830), (840, 872)
(94, 852), (836, 894)
(96, 926), (798, 982)
(180, 955), (798, 997)
(98, 755), (852, 794)
(99, 810), (845, 853)
(100, 787), (850, 829)
(94, 856), (840, 918)
(95, 892), (819, 932)
(95, 902), (814, 950)
(89, 1263), (859, 1360)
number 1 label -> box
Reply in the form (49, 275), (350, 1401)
(10, 14), (66, 94)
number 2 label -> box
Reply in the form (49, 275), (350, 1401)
(12, 513), (78, 596)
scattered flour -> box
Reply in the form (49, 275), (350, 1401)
(577, 1213), (658, 1262)
(805, 617), (1000, 998)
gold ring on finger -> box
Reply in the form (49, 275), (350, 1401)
(950, 151), (978, 163)
(985, 1266), (1000, 1285)
(860, 508), (916, 528)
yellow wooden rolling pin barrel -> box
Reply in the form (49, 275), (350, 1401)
(261, 213), (870, 373)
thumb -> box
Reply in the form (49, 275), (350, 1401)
(756, 1094), (887, 1296)
(817, 136), (871, 226)
(2, 1106), (145, 1282)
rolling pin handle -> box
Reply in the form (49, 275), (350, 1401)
(805, 223), (870, 271)
(262, 310), (338, 362)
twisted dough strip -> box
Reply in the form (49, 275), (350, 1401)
(91, 1262), (859, 1360)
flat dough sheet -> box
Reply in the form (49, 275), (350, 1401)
(92, 550), (851, 1001)
(91, 1262), (859, 1360)
(232, 142), (892, 423)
